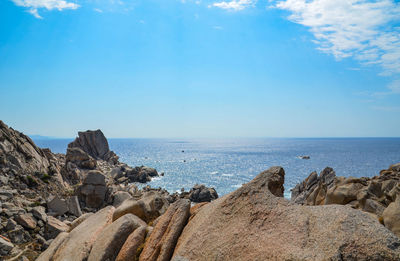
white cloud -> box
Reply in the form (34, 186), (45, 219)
(275, 0), (400, 78)
(12, 0), (79, 18)
(94, 8), (103, 13)
(211, 0), (256, 11)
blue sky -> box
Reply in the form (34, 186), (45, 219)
(1, 0), (400, 138)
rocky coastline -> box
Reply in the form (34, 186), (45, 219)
(1, 120), (400, 260)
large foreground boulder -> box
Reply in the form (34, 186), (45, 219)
(172, 167), (400, 260)
(116, 226), (147, 261)
(140, 199), (190, 261)
(50, 206), (115, 261)
(88, 214), (145, 261)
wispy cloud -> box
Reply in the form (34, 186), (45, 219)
(275, 0), (400, 91)
(11, 0), (79, 18)
(211, 0), (256, 11)
(94, 8), (103, 13)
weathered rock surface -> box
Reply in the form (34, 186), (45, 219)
(68, 213), (93, 232)
(383, 198), (400, 237)
(45, 216), (69, 240)
(36, 232), (68, 261)
(50, 206), (115, 261)
(115, 226), (147, 261)
(47, 196), (69, 216)
(113, 191), (170, 223)
(140, 199), (190, 261)
(173, 167), (400, 260)
(88, 214), (145, 261)
(292, 164), (400, 237)
(113, 191), (133, 208)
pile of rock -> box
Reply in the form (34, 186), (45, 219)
(0, 121), (172, 259)
(291, 163), (400, 237)
(39, 166), (400, 261)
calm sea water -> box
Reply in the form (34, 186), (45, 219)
(34, 138), (400, 198)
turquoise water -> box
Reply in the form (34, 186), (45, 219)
(34, 138), (400, 198)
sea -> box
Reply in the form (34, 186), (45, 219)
(33, 138), (400, 198)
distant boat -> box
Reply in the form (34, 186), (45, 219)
(297, 155), (310, 160)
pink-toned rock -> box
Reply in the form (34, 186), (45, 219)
(36, 232), (68, 261)
(139, 199), (190, 261)
(115, 226), (147, 261)
(88, 214), (146, 261)
(172, 167), (400, 261)
(15, 214), (36, 229)
(52, 206), (115, 261)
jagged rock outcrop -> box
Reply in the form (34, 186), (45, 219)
(1, 120), (54, 174)
(0, 121), (165, 260)
(172, 167), (400, 260)
(291, 164), (400, 237)
(68, 130), (118, 164)
(0, 120), (67, 192)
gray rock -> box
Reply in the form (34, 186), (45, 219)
(46, 216), (69, 240)
(67, 196), (82, 217)
(68, 129), (118, 163)
(0, 237), (14, 255)
(113, 191), (132, 208)
(47, 196), (69, 216)
(8, 225), (31, 244)
(189, 184), (218, 203)
(66, 147), (97, 170)
(78, 171), (107, 209)
(32, 206), (47, 222)
(6, 218), (17, 231)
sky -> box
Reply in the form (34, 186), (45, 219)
(0, 0), (400, 138)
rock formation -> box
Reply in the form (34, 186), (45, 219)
(291, 164), (400, 237)
(172, 167), (400, 260)
(68, 130), (119, 164)
(0, 121), (166, 260)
